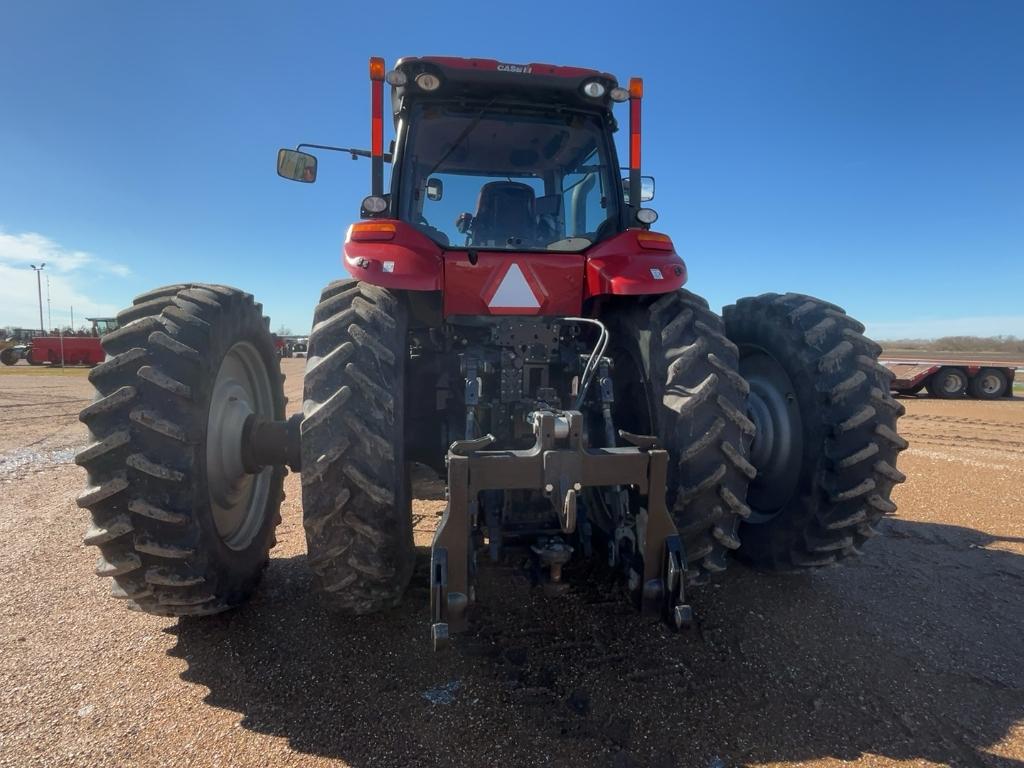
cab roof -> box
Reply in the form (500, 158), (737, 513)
(390, 56), (620, 116)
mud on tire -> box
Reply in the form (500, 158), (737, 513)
(301, 280), (414, 613)
(723, 293), (907, 569)
(606, 290), (754, 581)
(75, 284), (286, 615)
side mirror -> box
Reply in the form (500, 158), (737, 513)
(426, 178), (444, 201)
(622, 175), (655, 204)
(277, 148), (318, 183)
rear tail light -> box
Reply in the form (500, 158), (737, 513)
(348, 222), (396, 242)
(636, 232), (672, 251)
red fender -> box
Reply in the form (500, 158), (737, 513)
(342, 222), (688, 313)
(342, 220), (444, 291)
(584, 229), (687, 298)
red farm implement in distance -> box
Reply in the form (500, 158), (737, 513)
(23, 318), (118, 367)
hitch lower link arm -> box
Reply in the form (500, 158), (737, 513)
(428, 410), (692, 651)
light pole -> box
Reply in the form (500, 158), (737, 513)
(30, 263), (46, 333)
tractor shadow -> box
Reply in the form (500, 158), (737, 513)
(167, 518), (1024, 767)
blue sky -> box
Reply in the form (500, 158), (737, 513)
(1, 0), (1022, 338)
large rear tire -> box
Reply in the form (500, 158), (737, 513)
(605, 290), (754, 581)
(301, 280), (414, 613)
(723, 293), (907, 569)
(0, 347), (16, 366)
(75, 284), (286, 615)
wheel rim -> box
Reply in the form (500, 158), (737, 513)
(742, 348), (803, 523)
(941, 371), (964, 394)
(979, 373), (1002, 395)
(206, 341), (274, 550)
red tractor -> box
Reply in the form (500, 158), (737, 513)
(76, 57), (905, 647)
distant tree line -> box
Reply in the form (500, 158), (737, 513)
(880, 335), (1024, 354)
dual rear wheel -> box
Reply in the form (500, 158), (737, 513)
(925, 366), (1009, 400)
(723, 294), (906, 569)
(77, 284), (905, 616)
(75, 285), (285, 615)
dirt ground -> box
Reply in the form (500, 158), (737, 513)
(1, 359), (1022, 768)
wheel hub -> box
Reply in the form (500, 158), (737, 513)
(206, 341), (274, 550)
(979, 373), (1001, 395)
(941, 372), (963, 394)
(741, 349), (803, 522)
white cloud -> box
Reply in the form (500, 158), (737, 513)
(866, 315), (1024, 340)
(0, 229), (125, 330)
(0, 229), (129, 276)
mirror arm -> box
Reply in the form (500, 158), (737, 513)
(296, 143), (392, 163)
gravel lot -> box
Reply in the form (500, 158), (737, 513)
(1, 359), (1022, 768)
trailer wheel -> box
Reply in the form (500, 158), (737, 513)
(969, 368), (1008, 400)
(606, 290), (753, 581)
(75, 284), (286, 615)
(723, 293), (906, 570)
(25, 351), (41, 365)
(301, 280), (414, 613)
(926, 366), (968, 398)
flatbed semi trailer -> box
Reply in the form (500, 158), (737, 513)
(882, 358), (1021, 399)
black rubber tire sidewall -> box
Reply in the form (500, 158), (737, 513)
(183, 295), (286, 595)
(926, 367), (968, 398)
(604, 290), (753, 578)
(724, 293), (906, 569)
(300, 280), (414, 613)
(77, 284), (285, 614)
(969, 368), (1007, 400)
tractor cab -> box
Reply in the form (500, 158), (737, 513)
(278, 56), (675, 318)
(388, 57), (629, 253)
(87, 318), (119, 336)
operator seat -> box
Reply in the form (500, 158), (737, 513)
(470, 181), (538, 247)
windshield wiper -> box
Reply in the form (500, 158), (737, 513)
(423, 100), (495, 179)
